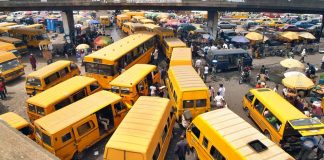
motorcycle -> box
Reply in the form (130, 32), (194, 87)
(239, 67), (251, 84)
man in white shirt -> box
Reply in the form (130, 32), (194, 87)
(218, 84), (226, 97)
(150, 85), (157, 96)
(214, 92), (225, 108)
(153, 49), (159, 65)
(300, 48), (306, 63)
(195, 59), (202, 70)
(282, 87), (288, 98)
(204, 64), (209, 82)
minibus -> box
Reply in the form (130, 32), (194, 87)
(162, 37), (187, 59)
(206, 49), (253, 72)
(0, 41), (21, 57)
(243, 88), (324, 151)
(116, 14), (130, 28)
(0, 112), (34, 139)
(122, 22), (146, 35)
(25, 60), (80, 96)
(165, 65), (210, 121)
(170, 47), (192, 66)
(104, 96), (175, 160)
(99, 16), (111, 27)
(9, 28), (51, 48)
(153, 27), (175, 45)
(132, 16), (145, 23)
(84, 32), (157, 89)
(0, 51), (24, 82)
(143, 24), (160, 32)
(110, 64), (160, 105)
(139, 18), (155, 24)
(187, 108), (294, 160)
(26, 76), (102, 123)
(0, 36), (28, 55)
(34, 91), (128, 160)
(125, 11), (145, 19)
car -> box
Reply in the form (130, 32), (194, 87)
(220, 30), (237, 42)
(243, 21), (259, 30)
(308, 18), (321, 25)
(279, 25), (306, 32)
(294, 21), (314, 29)
(285, 18), (298, 24)
(218, 21), (237, 29)
(268, 21), (285, 28)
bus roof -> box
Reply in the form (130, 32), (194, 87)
(110, 64), (156, 87)
(169, 66), (207, 91)
(0, 41), (15, 49)
(34, 91), (121, 135)
(140, 19), (154, 23)
(164, 37), (186, 47)
(105, 96), (170, 156)
(170, 47), (192, 65)
(133, 16), (145, 19)
(0, 22), (17, 27)
(0, 36), (22, 43)
(27, 60), (73, 78)
(26, 76), (97, 108)
(153, 27), (173, 33)
(0, 121), (59, 160)
(0, 51), (17, 63)
(8, 28), (45, 35)
(195, 108), (294, 160)
(84, 32), (156, 62)
(249, 88), (308, 122)
(143, 24), (159, 29)
(0, 112), (29, 130)
(117, 14), (129, 18)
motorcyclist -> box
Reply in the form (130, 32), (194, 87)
(240, 66), (251, 84)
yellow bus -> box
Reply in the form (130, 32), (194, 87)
(0, 112), (34, 140)
(186, 108), (294, 160)
(122, 22), (146, 35)
(9, 28), (51, 48)
(0, 41), (21, 57)
(162, 37), (187, 59)
(104, 96), (175, 160)
(125, 11), (145, 18)
(132, 16), (145, 23)
(165, 66), (210, 122)
(139, 18), (154, 24)
(153, 27), (175, 45)
(143, 24), (160, 32)
(117, 14), (130, 28)
(99, 16), (111, 27)
(84, 32), (157, 89)
(26, 76), (102, 123)
(34, 90), (129, 160)
(0, 51), (24, 82)
(0, 36), (28, 55)
(243, 88), (324, 151)
(25, 24), (45, 30)
(25, 60), (80, 96)
(0, 22), (17, 27)
(170, 47), (192, 66)
(110, 64), (160, 106)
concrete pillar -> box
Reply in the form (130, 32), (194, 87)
(320, 13), (324, 42)
(61, 10), (74, 40)
(207, 10), (218, 39)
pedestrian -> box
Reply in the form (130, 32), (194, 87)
(223, 42), (228, 49)
(0, 80), (6, 100)
(260, 65), (266, 74)
(317, 135), (324, 160)
(256, 82), (262, 88)
(210, 44), (217, 51)
(29, 54), (37, 71)
(0, 75), (6, 94)
(203, 45), (210, 57)
(194, 59), (202, 71)
(203, 64), (209, 82)
(153, 48), (159, 65)
(214, 92), (225, 108)
(150, 84), (157, 96)
(174, 135), (189, 160)
(273, 84), (279, 93)
(297, 136), (317, 160)
(218, 84), (226, 97)
(209, 85), (215, 102)
(160, 67), (167, 85)
(300, 48), (306, 63)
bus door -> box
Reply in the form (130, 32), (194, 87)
(137, 80), (148, 96)
(96, 106), (115, 135)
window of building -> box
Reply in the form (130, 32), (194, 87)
(61, 132), (72, 143)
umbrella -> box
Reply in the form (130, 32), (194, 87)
(94, 36), (113, 47)
(298, 32), (316, 40)
(282, 75), (314, 90)
(231, 36), (250, 43)
(280, 31), (299, 41)
(89, 19), (99, 25)
(245, 32), (267, 41)
(76, 44), (90, 50)
(284, 71), (306, 78)
(280, 59), (305, 69)
(181, 24), (196, 33)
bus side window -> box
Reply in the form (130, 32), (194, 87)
(152, 143), (161, 160)
(58, 68), (68, 77)
(44, 73), (59, 85)
(210, 145), (226, 160)
(254, 99), (265, 114)
(89, 82), (100, 92)
(191, 124), (200, 139)
(263, 109), (282, 131)
(70, 63), (78, 70)
(77, 121), (94, 136)
(161, 124), (168, 143)
(72, 89), (86, 102)
(114, 102), (126, 113)
(54, 98), (72, 111)
(245, 93), (254, 102)
(61, 132), (72, 143)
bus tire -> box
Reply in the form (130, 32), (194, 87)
(244, 107), (250, 117)
(264, 130), (271, 140)
(72, 152), (79, 160)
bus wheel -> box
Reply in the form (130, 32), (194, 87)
(264, 131), (271, 140)
(72, 152), (79, 160)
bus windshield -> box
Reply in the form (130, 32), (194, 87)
(0, 59), (20, 72)
(290, 118), (322, 126)
(14, 41), (26, 47)
(26, 77), (41, 87)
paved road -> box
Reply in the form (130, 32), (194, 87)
(2, 24), (324, 159)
